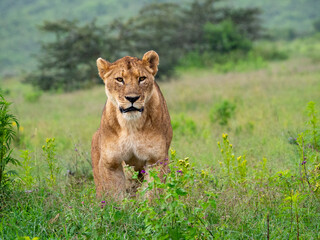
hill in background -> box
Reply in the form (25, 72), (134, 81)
(1, 0), (319, 75)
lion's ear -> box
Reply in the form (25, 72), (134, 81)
(142, 50), (159, 76)
(97, 58), (111, 80)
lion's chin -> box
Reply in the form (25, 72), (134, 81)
(122, 111), (143, 120)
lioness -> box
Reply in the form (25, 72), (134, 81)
(91, 50), (172, 199)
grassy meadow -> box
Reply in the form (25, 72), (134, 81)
(1, 39), (320, 239)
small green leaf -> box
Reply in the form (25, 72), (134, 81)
(176, 188), (188, 196)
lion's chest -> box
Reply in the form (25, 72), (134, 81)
(105, 130), (166, 167)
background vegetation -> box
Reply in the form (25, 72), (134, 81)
(1, 0), (320, 239)
(1, 0), (319, 75)
(24, 0), (262, 91)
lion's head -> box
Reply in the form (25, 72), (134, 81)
(97, 51), (159, 120)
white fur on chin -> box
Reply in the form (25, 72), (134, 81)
(122, 112), (142, 120)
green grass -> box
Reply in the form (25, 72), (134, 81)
(5, 57), (319, 170)
(1, 40), (320, 238)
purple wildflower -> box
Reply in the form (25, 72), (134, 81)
(302, 161), (307, 165)
(141, 170), (146, 174)
(165, 158), (169, 160)
(177, 170), (182, 173)
(75, 147), (78, 152)
(159, 162), (163, 165)
(101, 200), (106, 204)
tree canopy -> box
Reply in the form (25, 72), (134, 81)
(25, 0), (262, 91)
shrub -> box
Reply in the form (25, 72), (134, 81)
(136, 149), (217, 239)
(204, 20), (252, 54)
(210, 100), (236, 126)
(0, 93), (20, 189)
(24, 89), (42, 103)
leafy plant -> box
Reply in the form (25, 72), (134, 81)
(0, 93), (20, 189)
(42, 138), (59, 187)
(204, 20), (252, 54)
(210, 100), (236, 126)
(305, 101), (319, 150)
(218, 133), (247, 184)
(295, 102), (320, 193)
(19, 150), (35, 189)
(136, 149), (217, 239)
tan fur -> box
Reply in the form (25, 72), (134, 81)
(91, 51), (172, 199)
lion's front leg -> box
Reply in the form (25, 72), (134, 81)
(98, 157), (126, 200)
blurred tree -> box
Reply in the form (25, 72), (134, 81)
(25, 20), (116, 91)
(203, 20), (252, 53)
(313, 19), (320, 32)
(112, 0), (261, 78)
(111, 3), (185, 79)
(26, 0), (263, 91)
(180, 0), (261, 52)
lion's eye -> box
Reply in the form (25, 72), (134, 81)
(115, 77), (124, 83)
(139, 76), (146, 83)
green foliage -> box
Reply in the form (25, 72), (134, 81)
(2, 51), (320, 238)
(24, 89), (42, 103)
(179, 46), (281, 73)
(136, 150), (216, 239)
(1, 126), (320, 238)
(218, 133), (247, 183)
(286, 33), (320, 62)
(1, 122), (320, 238)
(305, 101), (320, 149)
(0, 93), (19, 189)
(314, 19), (320, 32)
(210, 100), (236, 126)
(204, 20), (252, 54)
(253, 42), (288, 61)
(213, 51), (267, 73)
(19, 150), (34, 189)
(25, 0), (262, 90)
(295, 102), (320, 193)
(2, 0), (319, 75)
(24, 20), (114, 91)
(19, 236), (39, 240)
(42, 138), (59, 187)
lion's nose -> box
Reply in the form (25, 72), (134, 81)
(125, 96), (140, 103)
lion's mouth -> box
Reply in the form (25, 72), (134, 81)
(119, 106), (144, 113)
